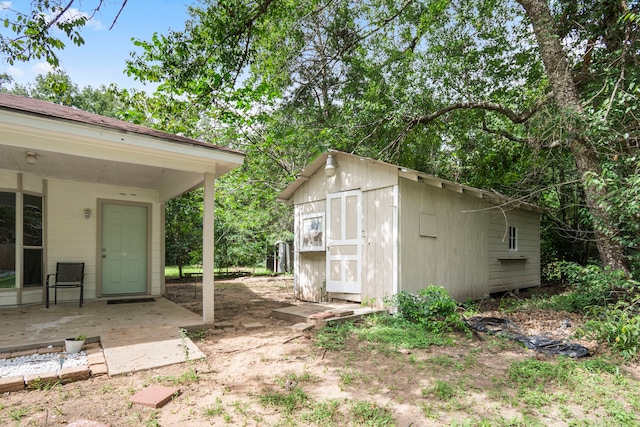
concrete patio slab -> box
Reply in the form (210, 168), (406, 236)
(0, 297), (208, 376)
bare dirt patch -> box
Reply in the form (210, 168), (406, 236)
(1, 278), (637, 426)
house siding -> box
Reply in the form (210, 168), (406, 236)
(398, 178), (490, 301)
(47, 179), (162, 304)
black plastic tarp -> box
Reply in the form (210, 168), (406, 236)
(466, 316), (590, 358)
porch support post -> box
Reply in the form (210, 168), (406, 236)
(202, 172), (215, 324)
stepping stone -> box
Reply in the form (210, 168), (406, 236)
(309, 312), (335, 320)
(242, 322), (264, 330)
(131, 385), (180, 408)
(215, 321), (235, 329)
(329, 309), (354, 317)
(291, 323), (315, 332)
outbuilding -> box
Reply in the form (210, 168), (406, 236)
(278, 150), (541, 304)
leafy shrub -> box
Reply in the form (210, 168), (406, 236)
(551, 262), (640, 359)
(579, 294), (640, 360)
(389, 286), (465, 332)
(550, 263), (635, 312)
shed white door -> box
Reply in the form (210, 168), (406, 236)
(326, 190), (362, 294)
(101, 204), (148, 295)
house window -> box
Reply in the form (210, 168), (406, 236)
(23, 193), (43, 287)
(0, 192), (43, 288)
(508, 226), (517, 251)
(0, 192), (16, 288)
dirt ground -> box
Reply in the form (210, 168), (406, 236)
(1, 277), (638, 426)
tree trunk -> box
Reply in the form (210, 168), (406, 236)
(517, 0), (631, 274)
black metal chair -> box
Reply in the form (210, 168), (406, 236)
(46, 262), (85, 308)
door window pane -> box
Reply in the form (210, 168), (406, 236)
(0, 192), (16, 288)
(23, 194), (42, 246)
(23, 248), (42, 287)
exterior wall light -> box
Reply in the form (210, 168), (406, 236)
(25, 151), (38, 165)
(325, 154), (336, 177)
(84, 208), (92, 219)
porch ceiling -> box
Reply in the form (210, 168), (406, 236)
(0, 94), (245, 201)
(0, 143), (203, 198)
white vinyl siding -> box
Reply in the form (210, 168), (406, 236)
(47, 179), (162, 303)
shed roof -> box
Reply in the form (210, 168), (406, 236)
(278, 150), (542, 212)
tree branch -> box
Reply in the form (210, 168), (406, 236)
(481, 120), (531, 144)
(410, 99), (544, 128)
(109, 0), (128, 31)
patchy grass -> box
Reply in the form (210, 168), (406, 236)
(1, 278), (639, 426)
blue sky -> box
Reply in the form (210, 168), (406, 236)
(3, 1), (194, 91)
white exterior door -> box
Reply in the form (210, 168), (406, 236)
(101, 203), (148, 295)
(326, 190), (362, 294)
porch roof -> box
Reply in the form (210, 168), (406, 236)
(0, 93), (244, 201)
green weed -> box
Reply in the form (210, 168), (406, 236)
(427, 380), (458, 401)
(145, 410), (160, 427)
(508, 358), (576, 389)
(8, 406), (30, 421)
(315, 321), (354, 351)
(580, 357), (619, 374)
(203, 398), (226, 418)
(350, 400), (395, 426)
(355, 315), (453, 348)
(101, 383), (115, 394)
(152, 368), (199, 386)
(260, 387), (308, 414)
(301, 399), (343, 425)
(28, 377), (60, 391)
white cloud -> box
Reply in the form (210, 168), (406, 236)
(31, 62), (54, 75)
(0, 2), (12, 11)
(5, 65), (23, 78)
(52, 7), (104, 31)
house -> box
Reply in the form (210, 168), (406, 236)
(0, 93), (244, 323)
(278, 150), (541, 304)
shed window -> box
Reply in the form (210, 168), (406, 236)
(508, 226), (517, 251)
